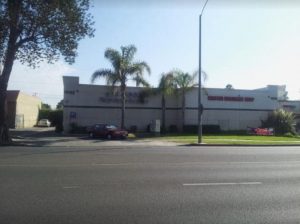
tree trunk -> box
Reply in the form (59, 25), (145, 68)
(120, 85), (126, 129)
(181, 90), (186, 132)
(0, 1), (20, 145)
(0, 47), (16, 144)
(0, 82), (11, 145)
(161, 94), (166, 134)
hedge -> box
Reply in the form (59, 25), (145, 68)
(183, 125), (221, 134)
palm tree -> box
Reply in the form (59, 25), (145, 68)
(157, 73), (177, 133)
(173, 69), (207, 132)
(91, 45), (151, 129)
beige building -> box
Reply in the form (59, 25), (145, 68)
(63, 76), (300, 133)
(6, 91), (42, 128)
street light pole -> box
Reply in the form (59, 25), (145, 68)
(198, 0), (209, 144)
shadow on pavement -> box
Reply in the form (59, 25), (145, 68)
(9, 127), (133, 147)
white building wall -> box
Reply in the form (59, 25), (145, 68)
(15, 93), (41, 128)
(63, 76), (299, 132)
(63, 76), (179, 132)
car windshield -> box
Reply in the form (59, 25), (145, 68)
(106, 125), (117, 130)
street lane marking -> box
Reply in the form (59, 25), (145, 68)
(91, 161), (300, 167)
(183, 182), (262, 186)
(2, 160), (300, 168)
(63, 186), (80, 189)
(91, 163), (134, 166)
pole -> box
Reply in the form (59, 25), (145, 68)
(198, 0), (209, 144)
(198, 14), (203, 144)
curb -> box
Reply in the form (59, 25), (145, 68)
(186, 143), (300, 147)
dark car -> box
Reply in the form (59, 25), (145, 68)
(87, 124), (128, 139)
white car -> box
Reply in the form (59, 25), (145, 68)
(37, 119), (51, 127)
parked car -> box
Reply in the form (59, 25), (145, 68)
(37, 119), (51, 127)
(87, 124), (128, 139)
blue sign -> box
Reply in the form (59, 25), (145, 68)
(70, 112), (76, 119)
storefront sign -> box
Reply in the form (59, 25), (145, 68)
(69, 111), (76, 119)
(208, 95), (255, 102)
(99, 91), (148, 104)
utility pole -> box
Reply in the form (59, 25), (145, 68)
(198, 0), (209, 144)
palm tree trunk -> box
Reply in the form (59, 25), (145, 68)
(120, 85), (126, 129)
(161, 94), (166, 134)
(181, 90), (185, 132)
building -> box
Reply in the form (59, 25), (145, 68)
(63, 76), (300, 133)
(6, 91), (42, 128)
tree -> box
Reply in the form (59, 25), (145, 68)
(173, 69), (207, 132)
(56, 100), (64, 109)
(226, 84), (234, 89)
(91, 45), (151, 129)
(157, 73), (176, 133)
(41, 103), (51, 110)
(0, 0), (94, 144)
(261, 109), (296, 135)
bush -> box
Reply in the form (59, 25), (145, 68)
(38, 109), (51, 122)
(146, 124), (151, 133)
(183, 125), (197, 133)
(69, 123), (87, 134)
(221, 130), (248, 135)
(261, 109), (296, 135)
(284, 132), (295, 137)
(168, 125), (178, 133)
(48, 110), (63, 127)
(296, 122), (300, 132)
(129, 125), (137, 133)
(183, 125), (221, 134)
(55, 123), (63, 133)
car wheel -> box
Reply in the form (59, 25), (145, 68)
(89, 132), (94, 138)
(106, 134), (112, 140)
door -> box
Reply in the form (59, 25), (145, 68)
(15, 114), (24, 129)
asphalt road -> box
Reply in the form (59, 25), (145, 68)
(1, 146), (300, 224)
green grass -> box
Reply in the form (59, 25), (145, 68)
(138, 133), (300, 145)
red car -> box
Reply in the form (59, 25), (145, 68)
(87, 124), (128, 139)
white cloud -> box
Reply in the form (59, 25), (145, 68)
(8, 61), (76, 108)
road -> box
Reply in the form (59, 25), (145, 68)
(1, 146), (300, 224)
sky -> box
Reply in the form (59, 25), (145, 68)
(7, 0), (300, 108)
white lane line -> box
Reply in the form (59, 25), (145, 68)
(2, 160), (300, 168)
(63, 186), (80, 189)
(183, 182), (262, 186)
(91, 161), (300, 166)
(91, 163), (134, 166)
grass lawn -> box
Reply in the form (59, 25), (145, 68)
(137, 133), (300, 145)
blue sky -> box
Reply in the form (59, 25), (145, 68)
(8, 0), (300, 107)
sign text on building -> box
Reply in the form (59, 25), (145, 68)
(99, 91), (148, 104)
(207, 96), (255, 102)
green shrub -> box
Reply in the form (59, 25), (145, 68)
(283, 132), (295, 137)
(69, 122), (87, 134)
(129, 125), (138, 133)
(55, 123), (63, 133)
(261, 109), (295, 135)
(169, 125), (178, 133)
(183, 125), (221, 134)
(38, 109), (51, 121)
(221, 130), (248, 135)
